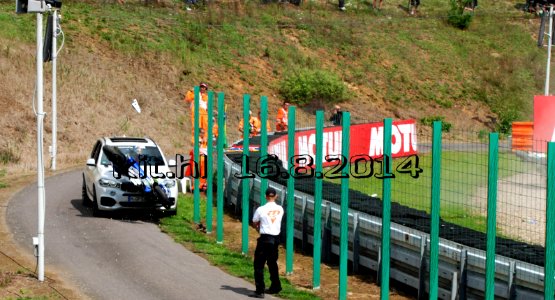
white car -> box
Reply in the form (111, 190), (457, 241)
(82, 137), (178, 216)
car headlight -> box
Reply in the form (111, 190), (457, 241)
(99, 178), (121, 188)
(163, 179), (176, 188)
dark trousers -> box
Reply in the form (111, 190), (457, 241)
(253, 234), (281, 293)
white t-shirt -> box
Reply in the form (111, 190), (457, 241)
(252, 201), (284, 236)
(190, 100), (207, 110)
(199, 99), (207, 111)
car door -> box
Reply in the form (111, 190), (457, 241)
(85, 140), (102, 196)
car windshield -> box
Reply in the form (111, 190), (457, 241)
(100, 145), (165, 166)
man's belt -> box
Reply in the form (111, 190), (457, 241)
(259, 234), (280, 244)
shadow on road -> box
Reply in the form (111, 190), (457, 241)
(220, 285), (253, 296)
(70, 199), (162, 223)
(70, 199), (93, 217)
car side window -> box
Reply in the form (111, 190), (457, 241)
(91, 141), (102, 163)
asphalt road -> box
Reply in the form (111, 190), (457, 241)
(7, 170), (262, 300)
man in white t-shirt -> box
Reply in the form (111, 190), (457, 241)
(249, 187), (284, 298)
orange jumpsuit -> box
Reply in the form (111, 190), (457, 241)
(239, 116), (258, 137)
(184, 90), (209, 143)
(213, 123), (219, 140)
(186, 132), (208, 191)
(252, 117), (270, 135)
(276, 107), (288, 132)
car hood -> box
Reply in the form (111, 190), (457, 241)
(99, 164), (173, 181)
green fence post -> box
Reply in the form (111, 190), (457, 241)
(545, 142), (555, 299)
(223, 104), (228, 148)
(313, 110), (324, 290)
(485, 133), (499, 299)
(339, 112), (351, 300)
(216, 92), (225, 244)
(193, 86), (201, 224)
(286, 106), (296, 275)
(429, 121), (442, 299)
(260, 96), (269, 205)
(380, 118), (392, 300)
(206, 91), (214, 234)
(241, 94), (251, 255)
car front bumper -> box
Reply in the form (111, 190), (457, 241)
(96, 185), (178, 212)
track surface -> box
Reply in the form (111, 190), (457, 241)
(7, 170), (262, 300)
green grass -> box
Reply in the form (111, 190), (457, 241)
(0, 0), (544, 130)
(159, 195), (320, 300)
(0, 169), (7, 189)
(0, 143), (20, 165)
(0, 9), (36, 43)
(332, 151), (528, 233)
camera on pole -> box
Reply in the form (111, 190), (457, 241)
(16, 0), (61, 14)
(14, 0), (62, 283)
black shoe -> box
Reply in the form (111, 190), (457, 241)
(265, 287), (282, 294)
(249, 292), (265, 298)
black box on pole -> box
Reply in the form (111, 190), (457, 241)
(43, 14), (53, 62)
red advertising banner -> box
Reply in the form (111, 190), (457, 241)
(268, 120), (418, 168)
(533, 96), (555, 152)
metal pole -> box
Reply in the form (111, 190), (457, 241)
(544, 142), (555, 299)
(36, 12), (46, 282)
(339, 112), (351, 300)
(546, 5), (553, 96)
(312, 110), (324, 290)
(259, 96), (268, 205)
(51, 10), (57, 170)
(206, 91), (214, 234)
(216, 92), (225, 243)
(380, 118), (393, 300)
(241, 94), (250, 255)
(485, 133), (499, 299)
(223, 104), (228, 148)
(429, 121), (442, 299)
(285, 106), (296, 274)
(193, 86), (200, 223)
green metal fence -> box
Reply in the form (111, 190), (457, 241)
(187, 88), (555, 299)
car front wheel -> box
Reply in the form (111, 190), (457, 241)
(82, 176), (90, 206)
(91, 185), (102, 217)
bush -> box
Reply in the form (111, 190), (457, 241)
(420, 116), (452, 132)
(447, 0), (474, 29)
(495, 108), (519, 134)
(279, 69), (348, 106)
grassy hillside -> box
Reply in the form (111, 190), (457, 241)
(0, 0), (547, 171)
